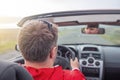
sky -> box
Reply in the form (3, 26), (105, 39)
(0, 0), (120, 28)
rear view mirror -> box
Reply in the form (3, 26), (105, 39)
(81, 28), (105, 34)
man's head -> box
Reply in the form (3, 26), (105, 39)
(84, 27), (99, 34)
(17, 20), (58, 63)
(84, 24), (99, 34)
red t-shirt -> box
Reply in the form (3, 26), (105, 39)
(25, 66), (85, 80)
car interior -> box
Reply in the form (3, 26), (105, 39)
(10, 10), (120, 80)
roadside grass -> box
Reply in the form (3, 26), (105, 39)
(102, 29), (120, 44)
(0, 40), (17, 54)
(0, 29), (19, 54)
(58, 28), (72, 36)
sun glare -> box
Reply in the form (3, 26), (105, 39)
(0, 24), (19, 29)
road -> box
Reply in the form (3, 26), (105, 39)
(58, 31), (113, 45)
(0, 50), (21, 61)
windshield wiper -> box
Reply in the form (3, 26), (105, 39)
(61, 43), (120, 47)
(62, 43), (88, 45)
(94, 44), (120, 47)
(102, 44), (120, 47)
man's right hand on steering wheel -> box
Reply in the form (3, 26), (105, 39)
(70, 57), (80, 70)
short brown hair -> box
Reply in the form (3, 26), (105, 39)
(17, 20), (58, 62)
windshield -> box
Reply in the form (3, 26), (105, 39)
(58, 24), (120, 45)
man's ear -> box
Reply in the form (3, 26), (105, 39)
(50, 46), (57, 59)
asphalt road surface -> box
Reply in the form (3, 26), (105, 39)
(0, 50), (21, 61)
(58, 31), (113, 45)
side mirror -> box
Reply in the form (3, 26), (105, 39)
(15, 44), (20, 51)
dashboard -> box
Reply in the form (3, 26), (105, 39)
(60, 44), (120, 80)
(11, 44), (120, 80)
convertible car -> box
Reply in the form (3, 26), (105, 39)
(11, 10), (120, 80)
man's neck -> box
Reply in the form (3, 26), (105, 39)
(24, 60), (54, 69)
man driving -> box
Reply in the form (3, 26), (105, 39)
(17, 20), (85, 80)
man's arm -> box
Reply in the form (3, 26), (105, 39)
(70, 57), (86, 80)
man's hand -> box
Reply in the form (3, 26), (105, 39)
(70, 57), (79, 69)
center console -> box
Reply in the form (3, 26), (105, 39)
(78, 45), (104, 80)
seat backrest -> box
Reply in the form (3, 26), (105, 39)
(0, 61), (33, 80)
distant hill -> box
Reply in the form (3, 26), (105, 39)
(0, 28), (19, 34)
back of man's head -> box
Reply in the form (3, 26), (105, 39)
(17, 20), (58, 62)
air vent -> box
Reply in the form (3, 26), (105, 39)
(92, 54), (101, 59)
(81, 53), (89, 59)
(83, 47), (99, 51)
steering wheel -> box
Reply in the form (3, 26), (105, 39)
(13, 45), (75, 70)
(58, 45), (75, 60)
(54, 45), (75, 70)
